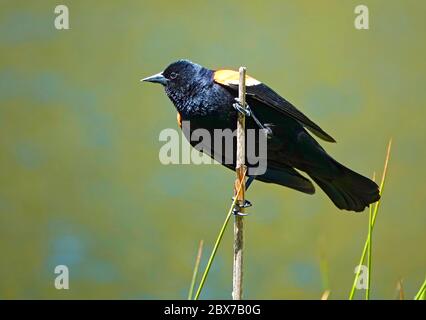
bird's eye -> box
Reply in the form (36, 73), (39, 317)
(170, 72), (178, 79)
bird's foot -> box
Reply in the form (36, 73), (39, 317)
(233, 99), (251, 117)
(231, 198), (252, 216)
(232, 198), (252, 208)
(233, 98), (273, 137)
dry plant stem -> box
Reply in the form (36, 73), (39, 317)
(232, 67), (247, 300)
(321, 290), (331, 300)
(396, 279), (404, 300)
(188, 240), (204, 300)
(194, 169), (247, 300)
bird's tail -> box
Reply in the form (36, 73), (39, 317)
(308, 160), (380, 212)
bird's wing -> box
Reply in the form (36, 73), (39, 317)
(213, 69), (336, 143)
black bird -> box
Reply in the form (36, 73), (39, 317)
(142, 59), (380, 212)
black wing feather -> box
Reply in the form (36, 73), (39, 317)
(227, 82), (336, 143)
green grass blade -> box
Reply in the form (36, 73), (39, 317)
(414, 277), (426, 300)
(366, 174), (375, 300)
(349, 234), (370, 300)
(194, 170), (247, 300)
(365, 190), (373, 300)
(349, 139), (392, 300)
(188, 240), (204, 300)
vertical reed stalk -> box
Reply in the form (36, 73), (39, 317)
(194, 169), (247, 300)
(232, 66), (247, 300)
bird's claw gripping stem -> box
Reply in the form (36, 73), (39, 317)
(233, 98), (273, 137)
(233, 98), (251, 117)
(232, 198), (252, 216)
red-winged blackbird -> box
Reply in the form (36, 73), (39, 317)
(143, 59), (380, 212)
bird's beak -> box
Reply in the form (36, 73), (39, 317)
(141, 72), (168, 85)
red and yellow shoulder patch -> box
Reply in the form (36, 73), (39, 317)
(213, 69), (260, 87)
(177, 112), (182, 128)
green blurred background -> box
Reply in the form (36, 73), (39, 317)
(0, 0), (425, 299)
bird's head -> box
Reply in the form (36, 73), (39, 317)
(142, 60), (212, 108)
(142, 59), (206, 89)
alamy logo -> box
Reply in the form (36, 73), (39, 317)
(54, 265), (69, 290)
(354, 5), (369, 30)
(158, 121), (268, 175)
(354, 265), (369, 289)
(54, 5), (70, 30)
